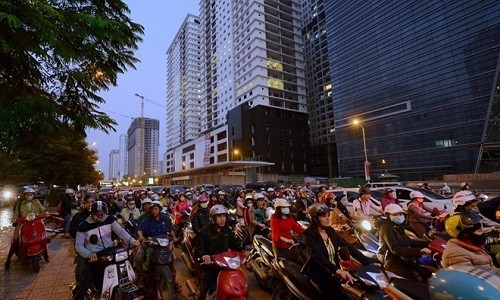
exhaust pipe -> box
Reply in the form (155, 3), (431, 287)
(181, 252), (193, 272)
(186, 279), (199, 298)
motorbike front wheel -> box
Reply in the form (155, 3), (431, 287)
(157, 276), (174, 300)
(32, 256), (40, 273)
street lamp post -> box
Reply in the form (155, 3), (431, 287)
(353, 119), (371, 182)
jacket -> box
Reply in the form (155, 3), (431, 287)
(195, 223), (243, 258)
(270, 214), (305, 249)
(294, 198), (313, 221)
(59, 195), (73, 217)
(442, 238), (500, 275)
(191, 207), (210, 234)
(303, 226), (372, 279)
(18, 198), (46, 218)
(377, 219), (428, 264)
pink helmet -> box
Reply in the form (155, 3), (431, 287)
(198, 194), (209, 203)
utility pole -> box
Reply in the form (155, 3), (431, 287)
(134, 93), (145, 176)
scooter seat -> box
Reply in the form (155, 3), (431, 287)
(277, 258), (313, 292)
(390, 278), (430, 300)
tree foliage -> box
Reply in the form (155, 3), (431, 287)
(0, 0), (143, 185)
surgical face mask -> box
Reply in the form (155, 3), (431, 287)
(26, 195), (34, 201)
(281, 207), (290, 215)
(390, 215), (405, 225)
(200, 202), (208, 208)
(247, 203), (253, 207)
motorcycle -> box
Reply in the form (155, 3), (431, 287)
(186, 250), (248, 300)
(43, 212), (66, 239)
(181, 224), (200, 277)
(74, 246), (141, 300)
(142, 235), (176, 300)
(11, 213), (49, 272)
(248, 233), (280, 290)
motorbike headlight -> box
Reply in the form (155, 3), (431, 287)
(3, 190), (12, 199)
(361, 220), (372, 231)
(156, 238), (170, 247)
(26, 213), (36, 222)
(228, 208), (236, 214)
(224, 255), (241, 269)
(115, 251), (129, 262)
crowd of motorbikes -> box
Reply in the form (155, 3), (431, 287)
(7, 185), (500, 300)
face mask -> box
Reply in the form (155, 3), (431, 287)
(281, 207), (290, 215)
(247, 203), (253, 207)
(417, 198), (424, 203)
(390, 215), (405, 225)
(468, 233), (487, 246)
(200, 202), (208, 208)
(26, 195), (34, 201)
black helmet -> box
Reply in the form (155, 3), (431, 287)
(307, 203), (332, 221)
(90, 201), (108, 214)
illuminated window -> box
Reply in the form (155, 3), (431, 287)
(268, 79), (284, 89)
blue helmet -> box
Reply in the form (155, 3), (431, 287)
(429, 266), (500, 300)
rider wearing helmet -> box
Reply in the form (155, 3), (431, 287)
(380, 188), (401, 211)
(377, 203), (432, 282)
(429, 266), (500, 300)
(136, 198), (153, 224)
(303, 203), (373, 299)
(5, 187), (47, 269)
(136, 200), (180, 291)
(196, 204), (243, 299)
(191, 194), (210, 235)
(442, 211), (500, 275)
(453, 191), (499, 227)
(407, 190), (434, 238)
(270, 198), (305, 259)
(251, 193), (269, 238)
(73, 201), (139, 300)
(329, 195), (358, 245)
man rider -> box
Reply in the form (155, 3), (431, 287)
(136, 200), (180, 291)
(73, 201), (139, 300)
(5, 187), (47, 269)
(195, 204), (243, 298)
(69, 195), (94, 239)
(136, 198), (152, 225)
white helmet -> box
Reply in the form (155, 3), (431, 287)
(477, 193), (488, 201)
(152, 194), (160, 200)
(384, 203), (404, 214)
(24, 187), (36, 194)
(409, 191), (424, 199)
(452, 190), (476, 208)
(141, 198), (152, 205)
(274, 198), (290, 208)
(267, 187), (275, 192)
(254, 192), (265, 200)
(151, 200), (163, 211)
(209, 204), (228, 217)
(65, 188), (75, 194)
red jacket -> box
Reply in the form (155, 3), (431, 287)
(270, 214), (304, 249)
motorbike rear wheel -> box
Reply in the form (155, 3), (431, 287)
(32, 256), (40, 273)
(157, 276), (174, 300)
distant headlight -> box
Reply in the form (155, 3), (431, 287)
(3, 190), (13, 199)
(361, 220), (372, 231)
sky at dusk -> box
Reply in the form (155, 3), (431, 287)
(86, 1), (200, 178)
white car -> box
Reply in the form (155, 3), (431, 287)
(372, 186), (453, 213)
(326, 188), (385, 215)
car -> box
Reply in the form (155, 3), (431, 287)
(168, 185), (189, 194)
(372, 186), (453, 212)
(325, 188), (386, 215)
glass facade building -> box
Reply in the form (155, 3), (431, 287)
(324, 0), (500, 180)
